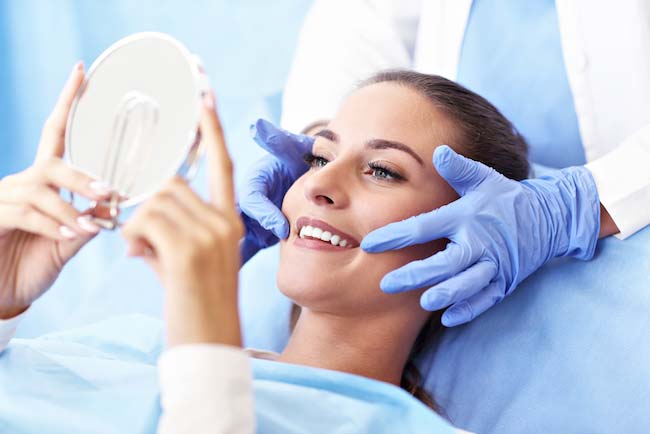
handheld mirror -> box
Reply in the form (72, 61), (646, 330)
(65, 32), (208, 229)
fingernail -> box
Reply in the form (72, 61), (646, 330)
(59, 225), (77, 239)
(73, 61), (83, 72)
(203, 91), (215, 110)
(89, 180), (112, 196)
(77, 215), (100, 234)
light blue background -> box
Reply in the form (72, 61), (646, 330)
(0, 0), (311, 342)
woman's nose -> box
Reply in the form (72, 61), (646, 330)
(302, 163), (350, 208)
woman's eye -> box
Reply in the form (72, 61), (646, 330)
(303, 152), (329, 168)
(367, 163), (405, 182)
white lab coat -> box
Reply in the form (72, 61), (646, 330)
(281, 0), (650, 239)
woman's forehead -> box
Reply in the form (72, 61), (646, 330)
(329, 82), (456, 156)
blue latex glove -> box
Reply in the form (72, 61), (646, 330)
(361, 145), (601, 326)
(239, 119), (314, 264)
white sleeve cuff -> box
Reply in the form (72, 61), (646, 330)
(157, 344), (254, 434)
(0, 310), (26, 353)
(586, 124), (650, 239)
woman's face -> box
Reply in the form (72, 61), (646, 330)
(278, 82), (459, 318)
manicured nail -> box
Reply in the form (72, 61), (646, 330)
(77, 215), (100, 234)
(59, 225), (77, 239)
(89, 180), (112, 196)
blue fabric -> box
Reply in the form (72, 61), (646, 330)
(0, 315), (455, 434)
(457, 0), (586, 168)
(418, 224), (650, 433)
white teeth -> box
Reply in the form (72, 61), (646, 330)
(297, 225), (351, 247)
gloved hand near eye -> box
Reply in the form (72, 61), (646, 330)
(239, 120), (314, 264)
(361, 145), (601, 327)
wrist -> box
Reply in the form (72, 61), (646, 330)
(554, 166), (601, 260)
(0, 304), (29, 320)
(165, 295), (242, 348)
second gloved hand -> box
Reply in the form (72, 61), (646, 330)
(361, 145), (601, 327)
(239, 120), (314, 264)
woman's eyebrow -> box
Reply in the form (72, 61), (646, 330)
(366, 139), (424, 166)
(315, 128), (425, 166)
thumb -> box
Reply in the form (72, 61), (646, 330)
(433, 145), (493, 196)
(249, 119), (314, 165)
(36, 62), (86, 162)
(56, 231), (97, 266)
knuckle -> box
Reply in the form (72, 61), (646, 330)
(196, 227), (216, 249)
(43, 115), (64, 138)
(17, 203), (34, 219)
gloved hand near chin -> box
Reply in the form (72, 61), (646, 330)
(361, 145), (601, 327)
(239, 119), (314, 264)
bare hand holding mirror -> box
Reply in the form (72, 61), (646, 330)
(65, 32), (208, 229)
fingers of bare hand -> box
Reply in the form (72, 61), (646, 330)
(0, 202), (74, 240)
(29, 157), (113, 201)
(37, 62), (86, 161)
(0, 175), (101, 236)
(121, 203), (180, 260)
(199, 91), (236, 211)
(28, 186), (99, 235)
(164, 177), (244, 241)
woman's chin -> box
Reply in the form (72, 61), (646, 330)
(277, 259), (345, 303)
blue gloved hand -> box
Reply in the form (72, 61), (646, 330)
(361, 145), (601, 327)
(239, 119), (314, 264)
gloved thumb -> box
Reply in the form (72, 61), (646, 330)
(250, 119), (314, 166)
(433, 145), (493, 196)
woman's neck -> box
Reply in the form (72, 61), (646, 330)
(276, 307), (424, 386)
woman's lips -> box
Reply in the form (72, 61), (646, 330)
(294, 216), (360, 251)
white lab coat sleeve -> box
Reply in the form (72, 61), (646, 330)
(0, 311), (26, 354)
(585, 124), (650, 239)
(157, 344), (255, 434)
(281, 0), (419, 132)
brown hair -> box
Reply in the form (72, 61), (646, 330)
(361, 70), (530, 181)
(360, 70), (530, 412)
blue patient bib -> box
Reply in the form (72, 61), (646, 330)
(0, 315), (455, 434)
(457, 0), (585, 168)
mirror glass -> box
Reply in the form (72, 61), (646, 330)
(65, 32), (204, 221)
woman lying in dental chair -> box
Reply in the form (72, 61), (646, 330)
(0, 65), (530, 433)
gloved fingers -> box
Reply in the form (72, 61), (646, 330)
(420, 260), (498, 311)
(361, 207), (456, 253)
(239, 191), (289, 239)
(433, 145), (495, 196)
(250, 119), (314, 165)
(379, 243), (476, 293)
(441, 279), (504, 327)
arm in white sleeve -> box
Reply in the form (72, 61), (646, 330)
(281, 0), (421, 132)
(586, 124), (650, 239)
(0, 311), (26, 354)
(157, 344), (254, 434)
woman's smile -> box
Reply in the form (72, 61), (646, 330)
(294, 216), (360, 251)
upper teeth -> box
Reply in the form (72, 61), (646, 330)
(299, 225), (349, 247)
